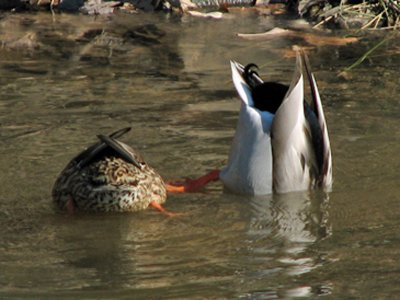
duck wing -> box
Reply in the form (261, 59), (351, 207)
(301, 50), (333, 189)
(271, 50), (332, 193)
(271, 52), (317, 193)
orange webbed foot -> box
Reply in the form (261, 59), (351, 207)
(66, 196), (76, 214)
(166, 169), (220, 193)
(149, 201), (187, 217)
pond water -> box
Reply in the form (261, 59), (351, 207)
(1, 10), (400, 299)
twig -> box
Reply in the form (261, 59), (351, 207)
(313, 15), (334, 28)
(339, 35), (392, 76)
(378, 0), (390, 25)
(361, 11), (384, 29)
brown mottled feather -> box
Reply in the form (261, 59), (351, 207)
(52, 140), (166, 212)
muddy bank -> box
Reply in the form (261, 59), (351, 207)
(0, 0), (260, 13)
(296, 0), (400, 29)
(0, 0), (398, 30)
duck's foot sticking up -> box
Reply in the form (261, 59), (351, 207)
(66, 196), (76, 215)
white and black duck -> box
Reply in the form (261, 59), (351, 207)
(177, 50), (333, 195)
(219, 50), (332, 194)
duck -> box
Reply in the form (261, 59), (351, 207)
(52, 127), (180, 215)
(170, 49), (332, 195)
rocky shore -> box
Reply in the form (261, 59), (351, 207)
(297, 0), (400, 29)
(0, 0), (398, 29)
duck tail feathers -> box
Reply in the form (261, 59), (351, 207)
(230, 60), (255, 107)
(97, 134), (142, 170)
(297, 49), (332, 188)
(73, 127), (138, 171)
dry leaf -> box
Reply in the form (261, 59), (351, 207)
(257, 3), (286, 15)
(228, 3), (285, 15)
(302, 34), (358, 46)
(337, 71), (351, 80)
(227, 7), (257, 13)
(187, 11), (224, 19)
(237, 27), (290, 39)
(280, 45), (314, 58)
(237, 27), (359, 46)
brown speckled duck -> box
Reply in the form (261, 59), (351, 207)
(52, 127), (180, 214)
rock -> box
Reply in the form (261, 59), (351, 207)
(129, 0), (164, 11)
(0, 0), (26, 10)
(186, 10), (224, 18)
(3, 31), (43, 51)
(297, 0), (326, 17)
(59, 0), (85, 11)
(80, 0), (121, 14)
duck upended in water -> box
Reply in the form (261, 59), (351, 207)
(220, 51), (332, 195)
(52, 127), (178, 214)
(173, 50), (332, 195)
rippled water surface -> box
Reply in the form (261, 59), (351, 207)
(1, 10), (400, 299)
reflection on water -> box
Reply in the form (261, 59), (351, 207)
(1, 10), (400, 299)
(241, 191), (331, 298)
(249, 191), (330, 245)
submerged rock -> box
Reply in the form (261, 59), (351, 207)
(2, 31), (43, 51)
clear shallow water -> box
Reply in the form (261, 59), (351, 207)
(1, 10), (400, 299)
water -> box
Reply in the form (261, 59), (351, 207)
(1, 10), (400, 299)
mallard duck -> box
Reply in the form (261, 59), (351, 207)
(222, 50), (332, 194)
(52, 127), (176, 214)
(171, 50), (332, 195)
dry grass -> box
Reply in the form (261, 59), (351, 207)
(314, 0), (400, 29)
